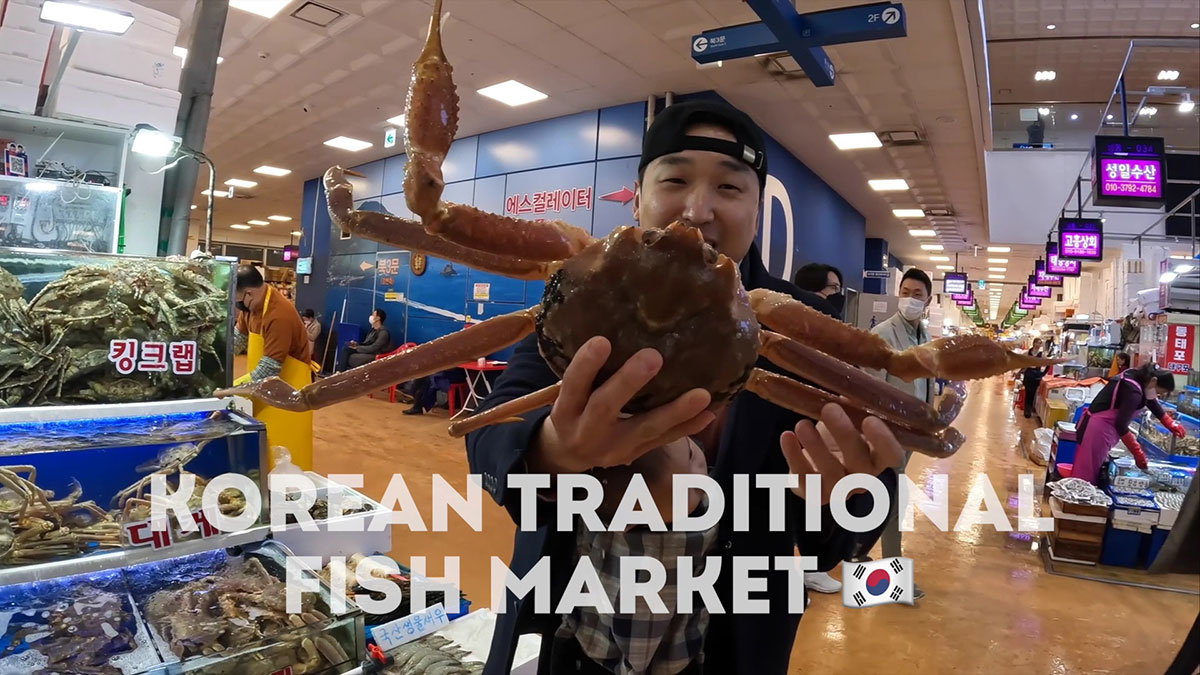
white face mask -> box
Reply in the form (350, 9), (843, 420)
(898, 297), (926, 321)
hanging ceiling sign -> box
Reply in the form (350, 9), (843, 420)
(1045, 242), (1082, 276)
(1093, 135), (1167, 208)
(1034, 260), (1063, 287)
(943, 272), (968, 295)
(1058, 218), (1103, 261)
(1027, 276), (1053, 298)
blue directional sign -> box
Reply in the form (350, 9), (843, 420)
(691, 2), (907, 87)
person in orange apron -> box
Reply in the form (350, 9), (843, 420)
(231, 265), (317, 470)
(1074, 363), (1184, 484)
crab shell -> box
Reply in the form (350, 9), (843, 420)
(536, 222), (760, 413)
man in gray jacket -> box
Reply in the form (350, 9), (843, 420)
(863, 267), (935, 599)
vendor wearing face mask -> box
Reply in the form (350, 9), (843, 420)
(859, 266), (934, 600)
(793, 263), (845, 320)
(232, 264), (316, 470)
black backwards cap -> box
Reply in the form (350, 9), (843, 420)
(638, 100), (769, 188)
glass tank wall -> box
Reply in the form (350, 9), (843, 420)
(0, 247), (234, 407)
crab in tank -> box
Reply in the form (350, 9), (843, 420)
(218, 0), (1059, 459)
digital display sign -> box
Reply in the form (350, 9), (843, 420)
(283, 245), (299, 262)
(1058, 218), (1103, 260)
(1093, 135), (1166, 208)
(951, 291), (972, 302)
(1027, 276), (1053, 298)
(1035, 260), (1063, 287)
(943, 272), (968, 296)
(1020, 293), (1040, 309)
(1045, 242), (1082, 276)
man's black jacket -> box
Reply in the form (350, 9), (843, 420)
(466, 243), (896, 674)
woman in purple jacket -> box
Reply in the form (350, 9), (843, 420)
(1074, 362), (1185, 483)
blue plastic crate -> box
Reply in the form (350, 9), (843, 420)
(1056, 439), (1077, 465)
(1101, 525), (1148, 568)
(1146, 527), (1171, 567)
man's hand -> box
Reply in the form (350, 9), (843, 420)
(348, 340), (358, 348)
(529, 336), (715, 475)
(779, 404), (905, 504)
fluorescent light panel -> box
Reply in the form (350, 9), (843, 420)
(828, 132), (882, 150)
(477, 80), (547, 107)
(253, 165), (291, 176)
(386, 114), (406, 126)
(987, 258), (1008, 263)
(324, 136), (373, 151)
(920, 244), (944, 251)
(909, 229), (936, 237)
(229, 0), (292, 19)
(929, 255), (950, 261)
(893, 209), (925, 218)
(989, 267), (1007, 272)
(936, 265), (954, 270)
(988, 274), (1005, 279)
(268, 215), (292, 222)
(869, 178), (909, 191)
(225, 178), (258, 188)
(291, 230), (303, 237)
(230, 224), (251, 230)
(987, 246), (1011, 253)
(40, 0), (133, 34)
(248, 220), (270, 226)
(173, 46), (224, 65)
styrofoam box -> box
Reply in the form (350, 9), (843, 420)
(0, 0), (51, 35)
(1158, 507), (1179, 529)
(67, 31), (181, 90)
(0, 24), (50, 61)
(46, 67), (180, 132)
(0, 79), (37, 114)
(272, 472), (392, 566)
(77, 0), (179, 56)
(0, 50), (43, 87)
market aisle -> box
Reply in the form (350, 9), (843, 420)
(793, 377), (1199, 674)
(306, 377), (1199, 674)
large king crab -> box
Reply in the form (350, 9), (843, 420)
(218, 0), (1057, 459)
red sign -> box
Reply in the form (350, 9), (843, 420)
(109, 339), (199, 375)
(1165, 324), (1195, 374)
(505, 187), (593, 215)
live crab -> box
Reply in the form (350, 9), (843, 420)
(217, 0), (1057, 458)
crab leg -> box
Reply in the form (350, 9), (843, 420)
(399, 0), (595, 261)
(324, 167), (551, 280)
(745, 369), (965, 458)
(217, 308), (537, 412)
(749, 289), (1062, 382)
(447, 382), (562, 438)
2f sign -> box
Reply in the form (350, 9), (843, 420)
(870, 7), (901, 24)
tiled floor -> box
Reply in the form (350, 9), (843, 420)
(308, 376), (1199, 674)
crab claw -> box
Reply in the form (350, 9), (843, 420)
(216, 377), (310, 413)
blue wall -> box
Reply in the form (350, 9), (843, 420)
(296, 94), (866, 358)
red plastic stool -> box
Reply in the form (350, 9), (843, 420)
(1056, 463), (1073, 478)
(448, 383), (470, 415)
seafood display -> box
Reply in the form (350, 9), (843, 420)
(219, 0), (1060, 462)
(321, 554), (450, 627)
(0, 251), (231, 408)
(0, 464), (121, 565)
(383, 635), (483, 675)
(0, 570), (159, 674)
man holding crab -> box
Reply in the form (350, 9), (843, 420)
(467, 100), (905, 675)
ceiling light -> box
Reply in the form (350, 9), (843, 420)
(268, 215), (292, 221)
(1069, 113), (1079, 120)
(130, 126), (177, 157)
(1139, 106), (1157, 116)
(869, 178), (909, 191)
(1180, 95), (1196, 113)
(1159, 271), (1179, 284)
(190, 204), (197, 210)
(1034, 70), (1056, 81)
(248, 220), (270, 226)
(173, 46), (223, 65)
(987, 258), (1008, 263)
(324, 136), (372, 151)
(936, 265), (954, 271)
(989, 267), (1007, 272)
(1175, 264), (1196, 274)
(291, 230), (303, 237)
(1037, 107), (1051, 115)
(230, 224), (251, 230)
(477, 80), (547, 107)
(930, 255), (951, 261)
(1157, 70), (1180, 81)
(201, 188), (231, 198)
(921, 244), (945, 251)
(254, 165), (291, 176)
(988, 274), (1005, 279)
(224, 178), (258, 189)
(40, 0), (133, 34)
(893, 209), (926, 218)
(1106, 114), (1114, 120)
(909, 229), (936, 237)
(987, 246), (1011, 253)
(229, 0), (292, 19)
(386, 114), (406, 126)
(829, 132), (882, 150)
(1046, 24), (1056, 29)
(1192, 23), (1199, 29)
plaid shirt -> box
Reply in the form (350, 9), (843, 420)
(554, 497), (718, 675)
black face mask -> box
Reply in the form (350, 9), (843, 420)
(825, 292), (845, 317)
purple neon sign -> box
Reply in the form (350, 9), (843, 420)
(1098, 158), (1162, 198)
(1027, 276), (1052, 298)
(1058, 218), (1103, 260)
(1045, 242), (1082, 276)
(1035, 260), (1063, 287)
